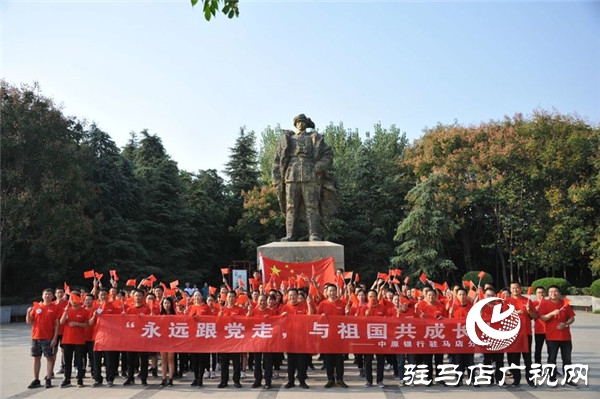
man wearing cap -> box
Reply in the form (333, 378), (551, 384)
(273, 114), (334, 241)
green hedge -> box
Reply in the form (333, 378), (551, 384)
(590, 279), (600, 298)
(530, 277), (570, 294)
(462, 271), (493, 288)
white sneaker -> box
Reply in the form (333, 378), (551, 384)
(240, 371), (247, 379)
(209, 371), (216, 379)
(203, 371), (209, 379)
(216, 364), (221, 371)
(273, 370), (279, 379)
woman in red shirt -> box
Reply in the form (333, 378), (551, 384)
(59, 292), (89, 388)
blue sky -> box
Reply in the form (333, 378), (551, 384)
(3, 1), (599, 174)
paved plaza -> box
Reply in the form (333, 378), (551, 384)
(2, 312), (599, 399)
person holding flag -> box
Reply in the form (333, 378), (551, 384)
(187, 291), (214, 387)
(279, 288), (311, 389)
(360, 289), (388, 388)
(217, 291), (245, 389)
(538, 285), (576, 385)
(59, 291), (89, 388)
(26, 288), (59, 389)
(123, 289), (151, 386)
(89, 288), (118, 387)
(317, 284), (348, 389)
(506, 281), (537, 387)
(532, 286), (547, 365)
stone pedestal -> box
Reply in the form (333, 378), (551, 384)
(257, 241), (344, 271)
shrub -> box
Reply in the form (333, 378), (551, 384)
(530, 277), (570, 294)
(462, 271), (493, 288)
(590, 279), (600, 298)
(582, 287), (592, 296)
(567, 286), (581, 295)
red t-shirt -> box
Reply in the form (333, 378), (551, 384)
(62, 307), (89, 345)
(54, 300), (68, 335)
(317, 299), (346, 316)
(30, 302), (59, 340)
(538, 299), (575, 341)
(280, 302), (309, 315)
(126, 304), (151, 316)
(359, 304), (387, 317)
(417, 301), (447, 319)
(249, 307), (277, 317)
(84, 306), (96, 341)
(189, 304), (219, 317)
(533, 299), (546, 334)
(220, 305), (246, 316)
(505, 296), (533, 335)
(449, 301), (472, 319)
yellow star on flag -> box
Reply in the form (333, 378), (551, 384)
(271, 266), (281, 276)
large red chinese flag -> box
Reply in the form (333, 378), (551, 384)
(259, 254), (336, 287)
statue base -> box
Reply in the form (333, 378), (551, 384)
(257, 241), (344, 271)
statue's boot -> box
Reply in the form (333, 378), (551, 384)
(307, 213), (322, 241)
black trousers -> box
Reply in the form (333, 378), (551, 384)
(190, 353), (209, 382)
(220, 352), (241, 384)
(364, 354), (385, 383)
(93, 350), (117, 383)
(323, 353), (344, 382)
(287, 353), (307, 384)
(483, 352), (505, 384)
(546, 340), (572, 379)
(63, 344), (85, 380)
(534, 333), (546, 364)
(507, 334), (532, 384)
(253, 353), (273, 385)
(416, 354), (433, 381)
(127, 352), (149, 380)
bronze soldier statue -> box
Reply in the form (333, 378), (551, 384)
(273, 114), (336, 241)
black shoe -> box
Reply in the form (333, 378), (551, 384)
(511, 381), (520, 387)
(123, 377), (134, 386)
(299, 381), (309, 389)
(337, 380), (349, 388)
(160, 379), (167, 386)
(107, 381), (114, 387)
(252, 381), (262, 388)
(45, 378), (52, 388)
(218, 382), (228, 388)
(77, 379), (84, 388)
(60, 379), (71, 388)
(190, 379), (198, 386)
(167, 378), (173, 386)
(264, 384), (272, 389)
(527, 380), (536, 388)
(141, 378), (147, 386)
(92, 381), (103, 388)
(28, 379), (42, 389)
(150, 368), (158, 378)
(197, 379), (203, 387)
(284, 381), (295, 389)
(234, 382), (242, 388)
(324, 380), (335, 388)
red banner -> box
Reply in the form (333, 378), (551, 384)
(259, 255), (336, 288)
(94, 315), (528, 354)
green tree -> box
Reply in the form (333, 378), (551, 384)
(191, 0), (239, 21)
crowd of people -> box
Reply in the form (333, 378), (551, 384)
(26, 270), (577, 390)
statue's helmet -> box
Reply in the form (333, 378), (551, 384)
(293, 114), (309, 126)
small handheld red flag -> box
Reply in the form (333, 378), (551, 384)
(63, 282), (71, 295)
(126, 279), (136, 287)
(527, 286), (533, 296)
(208, 286), (217, 295)
(94, 272), (103, 281)
(147, 274), (157, 283)
(377, 272), (388, 280)
(419, 273), (428, 284)
(109, 270), (119, 281)
(83, 270), (95, 279)
(221, 267), (230, 275)
(170, 280), (179, 289)
(404, 276), (410, 285)
(478, 271), (486, 279)
(343, 271), (353, 280)
(354, 272), (360, 283)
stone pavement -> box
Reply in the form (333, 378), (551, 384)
(2, 312), (599, 399)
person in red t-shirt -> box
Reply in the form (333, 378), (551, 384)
(360, 290), (388, 388)
(248, 294), (277, 389)
(448, 287), (474, 385)
(82, 294), (96, 381)
(480, 288), (505, 384)
(123, 289), (151, 386)
(538, 285), (576, 385)
(26, 288), (59, 389)
(89, 288), (117, 387)
(532, 286), (547, 364)
(279, 288), (311, 389)
(53, 287), (68, 376)
(217, 291), (245, 388)
(317, 284), (348, 389)
(59, 291), (89, 388)
(505, 281), (536, 387)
